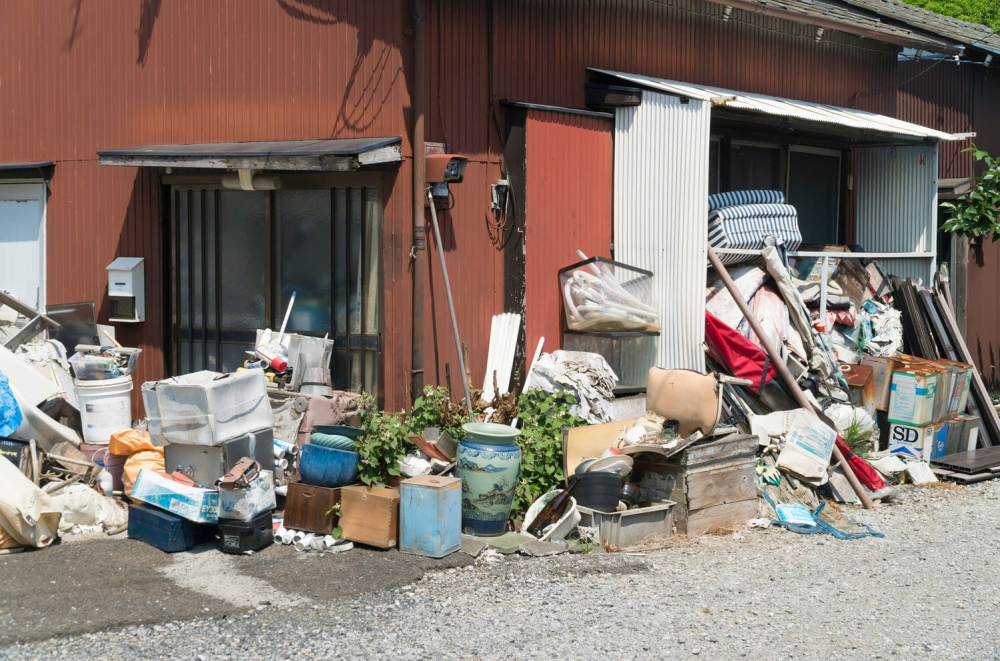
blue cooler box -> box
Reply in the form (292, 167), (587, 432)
(127, 502), (217, 552)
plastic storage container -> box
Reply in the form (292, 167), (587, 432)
(127, 502), (217, 553)
(577, 500), (676, 548)
(399, 476), (461, 558)
(219, 510), (274, 554)
(559, 257), (660, 332)
(562, 331), (658, 392)
(142, 370), (272, 446)
(75, 375), (133, 444)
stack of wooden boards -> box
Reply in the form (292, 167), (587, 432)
(891, 276), (1000, 480)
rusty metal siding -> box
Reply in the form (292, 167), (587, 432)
(427, 0), (900, 157)
(614, 91), (712, 372)
(0, 0), (418, 410)
(523, 109), (614, 356)
(897, 61), (977, 179)
(854, 144), (939, 283)
(1, 0), (903, 411)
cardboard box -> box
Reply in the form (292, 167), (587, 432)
(861, 356), (896, 412)
(218, 470), (276, 522)
(340, 485), (400, 549)
(888, 422), (935, 459)
(887, 365), (937, 426)
(936, 359), (973, 418)
(130, 468), (220, 523)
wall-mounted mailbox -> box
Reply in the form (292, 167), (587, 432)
(107, 257), (145, 323)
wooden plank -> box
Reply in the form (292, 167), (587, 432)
(676, 434), (757, 467)
(931, 289), (1000, 447)
(685, 464), (757, 511)
(684, 499), (759, 537)
(944, 471), (997, 484)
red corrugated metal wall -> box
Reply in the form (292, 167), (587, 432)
(896, 60), (1000, 386)
(0, 0), (417, 411)
(0, 0), (900, 410)
(524, 109), (613, 355)
(897, 61), (977, 179)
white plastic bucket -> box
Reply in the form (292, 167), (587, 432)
(75, 375), (133, 444)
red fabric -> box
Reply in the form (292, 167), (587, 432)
(705, 311), (777, 392)
(835, 437), (886, 492)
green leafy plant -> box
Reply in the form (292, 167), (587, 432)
(405, 385), (468, 440)
(325, 502), (343, 539)
(355, 393), (410, 487)
(940, 145), (1000, 240)
(901, 0), (1000, 32)
(843, 412), (876, 457)
(510, 389), (586, 522)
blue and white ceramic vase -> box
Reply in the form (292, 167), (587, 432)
(455, 422), (522, 536)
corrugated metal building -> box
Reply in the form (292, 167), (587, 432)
(0, 0), (974, 410)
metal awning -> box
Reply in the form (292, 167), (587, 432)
(97, 138), (402, 171)
(589, 69), (961, 142)
(0, 161), (55, 179)
(939, 177), (972, 200)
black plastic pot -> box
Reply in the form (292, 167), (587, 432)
(569, 472), (623, 512)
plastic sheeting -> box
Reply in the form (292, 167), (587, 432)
(526, 351), (618, 424)
(0, 457), (61, 547)
(0, 371), (23, 436)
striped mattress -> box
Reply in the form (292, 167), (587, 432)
(707, 191), (802, 265)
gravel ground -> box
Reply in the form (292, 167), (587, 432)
(4, 480), (1000, 660)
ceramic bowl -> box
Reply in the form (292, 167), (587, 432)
(298, 444), (360, 488)
(585, 455), (634, 479)
(574, 457), (600, 475)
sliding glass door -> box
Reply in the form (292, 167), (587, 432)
(171, 184), (382, 395)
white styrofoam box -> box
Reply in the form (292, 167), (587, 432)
(130, 468), (219, 523)
(888, 422), (935, 460)
(218, 470), (276, 522)
(887, 369), (937, 426)
(143, 370), (272, 446)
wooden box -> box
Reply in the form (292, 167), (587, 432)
(340, 485), (400, 549)
(284, 482), (340, 534)
(632, 434), (758, 537)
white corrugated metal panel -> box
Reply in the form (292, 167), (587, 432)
(614, 91), (711, 372)
(855, 144), (939, 283)
(592, 69), (959, 142)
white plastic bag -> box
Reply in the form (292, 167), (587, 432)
(0, 458), (62, 547)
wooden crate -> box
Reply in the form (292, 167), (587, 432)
(632, 434), (758, 537)
(340, 485), (400, 549)
(283, 482), (341, 535)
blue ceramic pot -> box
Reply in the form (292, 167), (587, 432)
(299, 443), (360, 488)
(455, 422), (522, 536)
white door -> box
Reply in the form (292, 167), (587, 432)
(0, 183), (46, 310)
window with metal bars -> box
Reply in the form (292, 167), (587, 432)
(170, 185), (382, 395)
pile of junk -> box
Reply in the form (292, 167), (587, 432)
(3, 188), (999, 558)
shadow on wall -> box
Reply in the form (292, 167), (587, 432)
(137, 0), (163, 66)
(275, 0), (409, 137)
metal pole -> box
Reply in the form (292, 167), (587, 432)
(707, 244), (874, 509)
(410, 0), (427, 404)
(427, 190), (473, 411)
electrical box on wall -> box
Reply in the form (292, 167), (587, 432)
(107, 257), (145, 323)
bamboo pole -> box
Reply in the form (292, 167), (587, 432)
(707, 245), (874, 510)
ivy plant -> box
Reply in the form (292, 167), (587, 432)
(355, 393), (410, 487)
(405, 385), (468, 440)
(940, 145), (1000, 240)
(509, 389), (586, 522)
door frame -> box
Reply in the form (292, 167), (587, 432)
(0, 180), (47, 310)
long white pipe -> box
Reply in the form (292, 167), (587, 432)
(276, 291), (297, 349)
